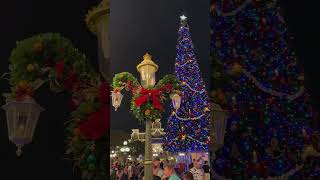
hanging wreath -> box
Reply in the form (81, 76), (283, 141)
(112, 72), (180, 122)
(3, 33), (108, 179)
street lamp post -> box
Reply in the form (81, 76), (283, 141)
(136, 54), (158, 179)
(111, 53), (181, 180)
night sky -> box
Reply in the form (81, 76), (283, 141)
(110, 0), (211, 131)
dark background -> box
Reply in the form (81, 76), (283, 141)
(110, 0), (211, 132)
(0, 0), (319, 179)
(0, 0), (100, 179)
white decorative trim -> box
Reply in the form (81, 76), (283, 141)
(177, 60), (196, 67)
(216, 0), (252, 17)
(242, 69), (305, 101)
(174, 113), (205, 121)
(183, 83), (206, 94)
(168, 135), (207, 146)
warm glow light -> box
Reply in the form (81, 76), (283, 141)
(111, 91), (123, 111)
(136, 53), (158, 88)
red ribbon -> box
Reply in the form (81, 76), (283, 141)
(78, 105), (109, 140)
(135, 87), (162, 109)
(78, 82), (110, 140)
(55, 60), (65, 79)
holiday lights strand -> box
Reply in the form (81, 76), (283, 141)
(183, 82), (206, 94)
(177, 60), (196, 68)
(168, 135), (207, 146)
(216, 0), (252, 17)
(187, 135), (208, 145)
(174, 113), (205, 121)
(242, 69), (305, 101)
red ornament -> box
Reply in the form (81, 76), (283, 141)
(15, 87), (33, 101)
(135, 87), (162, 109)
(55, 60), (65, 79)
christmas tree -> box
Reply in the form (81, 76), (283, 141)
(210, 0), (319, 178)
(163, 15), (211, 153)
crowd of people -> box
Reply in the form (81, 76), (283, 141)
(111, 157), (211, 180)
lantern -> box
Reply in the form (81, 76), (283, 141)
(2, 96), (44, 156)
(111, 90), (123, 111)
(136, 53), (158, 88)
(170, 93), (182, 110)
(211, 103), (228, 150)
(86, 0), (110, 80)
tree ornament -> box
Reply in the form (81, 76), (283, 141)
(32, 42), (44, 52)
(229, 63), (243, 76)
(144, 109), (151, 116)
(18, 80), (29, 89)
(73, 128), (81, 136)
(27, 64), (35, 72)
(181, 133), (186, 140)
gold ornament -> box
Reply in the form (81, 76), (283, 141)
(171, 111), (176, 115)
(33, 42), (44, 52)
(182, 81), (186, 85)
(229, 63), (243, 76)
(27, 64), (35, 72)
(18, 80), (29, 89)
(73, 128), (81, 136)
(204, 107), (210, 112)
(181, 134), (186, 140)
(144, 109), (151, 116)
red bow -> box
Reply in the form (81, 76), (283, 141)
(55, 60), (65, 79)
(135, 87), (162, 109)
(78, 105), (109, 140)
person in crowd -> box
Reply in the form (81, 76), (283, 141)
(162, 164), (181, 180)
(153, 157), (164, 178)
(189, 158), (205, 180)
(182, 172), (194, 180)
(189, 159), (195, 169)
(132, 162), (140, 180)
(202, 161), (210, 180)
(117, 165), (129, 180)
(128, 161), (133, 179)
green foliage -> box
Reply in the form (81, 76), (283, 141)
(112, 72), (139, 90)
(112, 72), (180, 123)
(5, 33), (107, 180)
(8, 33), (89, 87)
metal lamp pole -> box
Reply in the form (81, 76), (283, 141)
(136, 54), (158, 180)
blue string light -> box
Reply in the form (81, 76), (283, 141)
(163, 16), (210, 153)
(210, 0), (319, 178)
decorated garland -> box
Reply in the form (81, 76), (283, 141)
(112, 72), (180, 122)
(3, 33), (108, 179)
